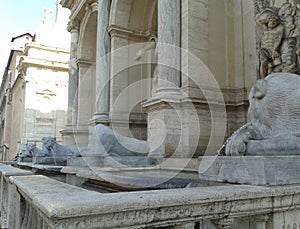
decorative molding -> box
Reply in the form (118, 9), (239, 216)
(182, 84), (249, 106)
(60, 0), (75, 9)
(18, 57), (69, 72)
(108, 25), (149, 41)
(69, 0), (97, 21)
(24, 43), (70, 54)
(76, 58), (94, 68)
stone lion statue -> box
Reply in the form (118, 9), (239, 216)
(86, 124), (150, 157)
(42, 137), (81, 157)
(225, 72), (300, 156)
(21, 143), (50, 157)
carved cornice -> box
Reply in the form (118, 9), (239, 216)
(60, 0), (75, 9)
(18, 57), (69, 72)
(76, 58), (94, 68)
(108, 25), (149, 42)
(69, 0), (97, 21)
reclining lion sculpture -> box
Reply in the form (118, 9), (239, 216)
(42, 137), (81, 157)
(85, 124), (150, 157)
(21, 143), (50, 158)
(225, 72), (300, 156)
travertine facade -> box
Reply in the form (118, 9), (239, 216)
(61, 0), (257, 157)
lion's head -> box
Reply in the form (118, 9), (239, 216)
(26, 143), (36, 152)
(42, 137), (56, 150)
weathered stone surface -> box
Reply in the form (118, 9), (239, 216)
(67, 156), (155, 167)
(8, 174), (300, 228)
(271, 210), (300, 229)
(255, 0), (300, 78)
(18, 157), (33, 162)
(42, 136), (81, 157)
(225, 73), (300, 156)
(199, 156), (300, 185)
(21, 143), (50, 158)
(0, 164), (33, 229)
(84, 124), (150, 157)
(33, 156), (69, 166)
(92, 0), (111, 122)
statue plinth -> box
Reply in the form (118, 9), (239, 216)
(67, 155), (156, 167)
(199, 155), (300, 186)
(33, 156), (69, 166)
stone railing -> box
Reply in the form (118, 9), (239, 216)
(0, 163), (33, 228)
(0, 168), (299, 229)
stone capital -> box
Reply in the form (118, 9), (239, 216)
(67, 20), (79, 32)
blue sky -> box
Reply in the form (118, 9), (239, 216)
(0, 0), (56, 75)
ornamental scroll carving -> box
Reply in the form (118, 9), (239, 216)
(255, 0), (300, 79)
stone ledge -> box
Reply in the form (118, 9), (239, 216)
(199, 156), (300, 185)
(9, 174), (300, 228)
(0, 163), (33, 177)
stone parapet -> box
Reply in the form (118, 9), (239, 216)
(0, 163), (34, 228)
(6, 173), (300, 228)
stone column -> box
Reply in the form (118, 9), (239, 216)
(144, 0), (182, 158)
(92, 0), (111, 123)
(61, 20), (79, 145)
(67, 19), (79, 127)
(154, 0), (181, 98)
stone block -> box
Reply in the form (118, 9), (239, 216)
(19, 157), (33, 163)
(270, 210), (300, 229)
(33, 156), (69, 166)
(199, 156), (300, 185)
(67, 156), (156, 167)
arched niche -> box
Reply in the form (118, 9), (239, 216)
(110, 0), (157, 34)
(107, 0), (158, 139)
(78, 3), (97, 62)
(76, 3), (97, 130)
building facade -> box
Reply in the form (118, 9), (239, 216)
(0, 2), (71, 160)
(0, 34), (33, 161)
(60, 0), (262, 158)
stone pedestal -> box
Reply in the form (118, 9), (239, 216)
(33, 156), (69, 166)
(18, 157), (32, 163)
(144, 99), (182, 158)
(199, 156), (300, 185)
(67, 156), (156, 167)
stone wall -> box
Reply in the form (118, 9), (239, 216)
(2, 163), (300, 228)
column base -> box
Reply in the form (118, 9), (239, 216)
(60, 124), (77, 145)
(151, 87), (182, 104)
(90, 113), (109, 126)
